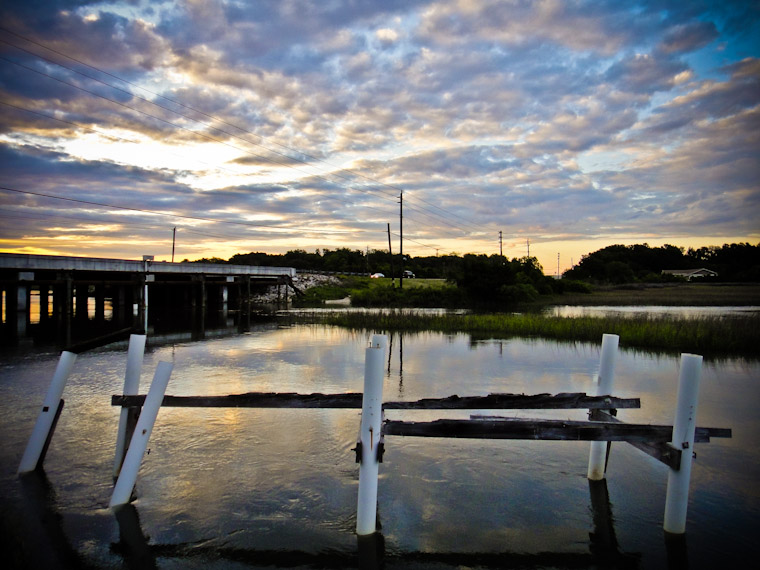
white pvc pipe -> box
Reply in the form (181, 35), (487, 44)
(113, 334), (147, 477)
(110, 361), (173, 508)
(587, 334), (619, 480)
(663, 353), (703, 534)
(143, 283), (149, 331)
(18, 351), (78, 474)
(356, 334), (387, 536)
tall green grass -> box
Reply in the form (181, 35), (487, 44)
(283, 311), (760, 357)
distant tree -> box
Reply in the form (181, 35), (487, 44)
(190, 257), (229, 264)
(687, 242), (760, 281)
(565, 242), (760, 283)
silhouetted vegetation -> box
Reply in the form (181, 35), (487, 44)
(195, 242), (759, 286)
(564, 242), (760, 284)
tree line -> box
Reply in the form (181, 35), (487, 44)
(191, 242), (758, 284)
(563, 242), (760, 283)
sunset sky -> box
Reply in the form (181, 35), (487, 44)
(1, 0), (758, 274)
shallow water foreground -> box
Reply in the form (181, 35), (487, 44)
(0, 324), (757, 569)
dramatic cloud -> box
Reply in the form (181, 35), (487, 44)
(0, 0), (758, 271)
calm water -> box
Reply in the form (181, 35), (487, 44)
(0, 323), (757, 569)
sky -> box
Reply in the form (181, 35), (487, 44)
(0, 0), (758, 274)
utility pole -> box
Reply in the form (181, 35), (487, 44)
(527, 238), (530, 257)
(172, 227), (176, 262)
(387, 223), (395, 286)
(499, 231), (503, 258)
(399, 192), (403, 290)
(557, 253), (560, 279)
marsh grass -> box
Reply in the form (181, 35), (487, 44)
(539, 283), (760, 306)
(285, 311), (760, 357)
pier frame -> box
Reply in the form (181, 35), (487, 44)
(109, 340), (729, 537)
(17, 328), (730, 542)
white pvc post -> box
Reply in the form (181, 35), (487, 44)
(113, 334), (147, 477)
(143, 283), (149, 331)
(356, 334), (387, 536)
(18, 351), (78, 474)
(587, 334), (619, 480)
(110, 361), (173, 508)
(663, 353), (703, 535)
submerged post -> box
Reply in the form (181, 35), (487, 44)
(18, 351), (78, 474)
(113, 334), (147, 478)
(587, 333), (619, 480)
(356, 334), (388, 536)
(663, 353), (703, 535)
(110, 361), (173, 508)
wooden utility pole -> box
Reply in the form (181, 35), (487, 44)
(399, 193), (404, 289)
(387, 223), (394, 286)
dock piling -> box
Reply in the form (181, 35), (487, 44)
(356, 334), (387, 536)
(587, 334), (619, 480)
(18, 350), (77, 474)
(113, 334), (147, 478)
(110, 361), (173, 508)
(663, 353), (703, 535)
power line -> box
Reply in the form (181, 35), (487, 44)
(0, 185), (364, 235)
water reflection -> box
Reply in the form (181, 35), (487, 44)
(15, 471), (97, 569)
(0, 325), (755, 569)
(110, 488), (643, 568)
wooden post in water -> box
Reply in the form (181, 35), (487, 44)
(356, 334), (387, 536)
(587, 334), (619, 480)
(18, 351), (77, 473)
(110, 361), (173, 508)
(663, 353), (703, 535)
(113, 334), (147, 478)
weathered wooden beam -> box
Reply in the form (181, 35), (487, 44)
(383, 418), (679, 442)
(111, 392), (640, 410)
(384, 393), (640, 410)
(112, 392), (364, 409)
(66, 326), (140, 354)
(588, 410), (731, 470)
(590, 410), (732, 443)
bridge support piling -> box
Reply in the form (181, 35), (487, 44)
(55, 273), (73, 347)
(39, 285), (50, 324)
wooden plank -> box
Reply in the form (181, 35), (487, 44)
(66, 327), (139, 354)
(384, 393), (640, 410)
(383, 418), (678, 442)
(588, 410), (731, 470)
(589, 410), (732, 443)
(111, 392), (640, 410)
(588, 411), (681, 469)
(112, 392), (365, 409)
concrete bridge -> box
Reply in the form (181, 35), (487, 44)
(0, 253), (296, 346)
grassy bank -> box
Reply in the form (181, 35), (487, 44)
(536, 282), (760, 307)
(296, 278), (760, 309)
(284, 310), (760, 357)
